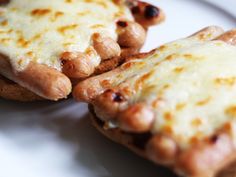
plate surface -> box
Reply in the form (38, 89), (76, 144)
(0, 1), (236, 177)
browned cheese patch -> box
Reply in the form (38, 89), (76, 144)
(173, 67), (185, 73)
(215, 77), (236, 86)
(134, 70), (155, 91)
(222, 122), (233, 135)
(57, 24), (78, 35)
(196, 97), (211, 106)
(51, 11), (64, 22)
(189, 132), (204, 145)
(162, 125), (173, 135)
(152, 97), (164, 108)
(0, 38), (10, 45)
(77, 11), (90, 16)
(31, 8), (51, 17)
(84, 0), (108, 9)
(164, 112), (173, 122)
(191, 118), (203, 127)
(225, 105), (236, 118)
(1, 20), (8, 26)
(120, 86), (133, 97)
(65, 0), (73, 3)
(158, 45), (168, 52)
(90, 24), (105, 29)
(165, 53), (179, 61)
(17, 37), (30, 48)
(100, 79), (112, 88)
(175, 103), (186, 111)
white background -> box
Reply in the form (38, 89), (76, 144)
(0, 0), (235, 177)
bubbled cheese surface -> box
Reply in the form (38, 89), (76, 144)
(0, 0), (132, 70)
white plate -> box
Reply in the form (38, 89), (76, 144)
(0, 1), (235, 177)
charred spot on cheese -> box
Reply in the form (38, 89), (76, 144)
(112, 91), (125, 102)
(144, 5), (160, 19)
(117, 20), (128, 27)
(210, 134), (219, 144)
(131, 6), (140, 15)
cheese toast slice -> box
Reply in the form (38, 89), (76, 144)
(0, 0), (164, 101)
(74, 26), (236, 177)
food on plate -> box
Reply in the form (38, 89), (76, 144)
(74, 26), (236, 177)
(0, 0), (164, 101)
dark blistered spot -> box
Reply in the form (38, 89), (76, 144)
(144, 5), (160, 19)
(117, 21), (128, 28)
(61, 59), (67, 65)
(210, 135), (219, 144)
(131, 6), (140, 14)
(112, 92), (125, 102)
(132, 132), (152, 150)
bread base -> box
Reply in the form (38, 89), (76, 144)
(0, 75), (42, 102)
(89, 105), (236, 177)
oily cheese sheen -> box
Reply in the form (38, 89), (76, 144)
(106, 38), (236, 149)
(0, 0), (133, 71)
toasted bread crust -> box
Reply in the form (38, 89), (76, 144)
(0, 75), (42, 101)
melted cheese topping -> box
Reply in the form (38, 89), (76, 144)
(0, 0), (132, 70)
(102, 38), (236, 149)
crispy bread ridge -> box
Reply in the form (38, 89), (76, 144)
(89, 105), (236, 177)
